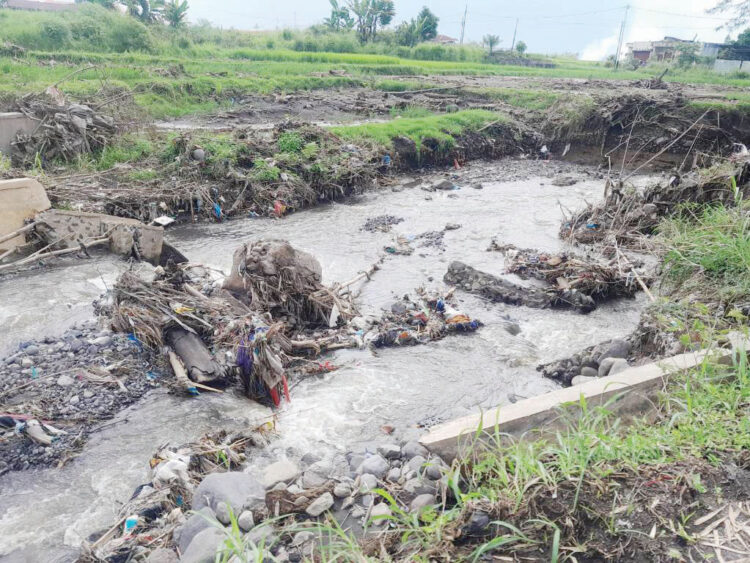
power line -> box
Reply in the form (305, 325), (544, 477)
(614, 4), (629, 70)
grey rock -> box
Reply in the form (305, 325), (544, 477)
(359, 455), (388, 478)
(83, 389), (94, 398)
(464, 511), (491, 535)
(24, 345), (39, 355)
(91, 336), (112, 347)
(306, 492), (334, 517)
(376, 444), (401, 460)
(600, 339), (630, 361)
(598, 357), (617, 377)
(369, 503), (391, 525)
(263, 459), (301, 488)
(424, 461), (444, 480)
(69, 339), (83, 352)
(571, 375), (597, 386)
(333, 481), (353, 498)
(347, 454), (364, 471)
(402, 441), (428, 459)
(360, 494), (374, 508)
(174, 507), (216, 554)
(21, 358), (33, 368)
(359, 473), (378, 493)
(69, 395), (80, 405)
(287, 484), (303, 494)
(181, 530), (228, 563)
(608, 358), (629, 375)
(144, 547), (178, 563)
(410, 494), (436, 513)
(271, 482), (287, 492)
(643, 203), (658, 216)
(237, 510), (255, 532)
(245, 524), (275, 546)
(580, 366), (598, 378)
(386, 467), (401, 482)
(302, 470), (327, 488)
(192, 471), (265, 515)
(292, 531), (314, 547)
(407, 455), (426, 474)
(192, 148), (206, 162)
(215, 501), (231, 525)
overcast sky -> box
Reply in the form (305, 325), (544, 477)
(187, 0), (738, 60)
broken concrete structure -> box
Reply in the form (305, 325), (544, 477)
(36, 209), (164, 264)
(0, 112), (37, 156)
(0, 177), (51, 252)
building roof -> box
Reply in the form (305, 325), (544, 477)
(5, 0), (76, 10)
(432, 34), (458, 44)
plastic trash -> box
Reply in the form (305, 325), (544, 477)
(213, 203), (222, 220)
(123, 515), (139, 534)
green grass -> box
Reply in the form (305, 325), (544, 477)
(330, 109), (505, 153)
(467, 87), (561, 111)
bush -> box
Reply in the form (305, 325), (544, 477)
(40, 20), (71, 49)
(108, 17), (152, 52)
(277, 131), (304, 153)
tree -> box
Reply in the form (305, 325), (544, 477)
(736, 27), (750, 45)
(124, 0), (164, 23)
(708, 1), (750, 30)
(324, 0), (354, 31)
(483, 34), (500, 54)
(515, 40), (527, 54)
(163, 0), (188, 28)
(416, 6), (438, 41)
(346, 0), (394, 42)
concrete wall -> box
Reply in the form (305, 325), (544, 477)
(714, 59), (746, 74)
(0, 178), (51, 252)
(420, 343), (746, 461)
(0, 113), (38, 157)
(37, 209), (164, 264)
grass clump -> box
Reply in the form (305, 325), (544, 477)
(94, 135), (153, 170)
(277, 131), (304, 154)
(330, 109), (504, 153)
(251, 159), (281, 183)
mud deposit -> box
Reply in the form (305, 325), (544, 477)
(0, 160), (648, 561)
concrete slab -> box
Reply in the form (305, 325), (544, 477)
(0, 112), (37, 157)
(420, 345), (744, 461)
(0, 178), (51, 252)
(36, 209), (164, 264)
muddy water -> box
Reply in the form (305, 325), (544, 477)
(0, 167), (647, 561)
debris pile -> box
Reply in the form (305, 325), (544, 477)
(11, 93), (117, 167)
(489, 242), (643, 301)
(361, 214), (404, 233)
(561, 161), (750, 248)
(444, 261), (597, 313)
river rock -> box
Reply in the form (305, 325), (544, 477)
(263, 459), (301, 488)
(306, 492), (334, 516)
(406, 455), (426, 474)
(376, 443), (401, 460)
(292, 531), (314, 547)
(192, 148), (206, 162)
(24, 345), (39, 355)
(91, 335), (112, 347)
(215, 501), (231, 525)
(571, 375), (597, 386)
(598, 357), (617, 377)
(237, 510), (255, 532)
(144, 548), (178, 563)
(192, 471), (265, 514)
(21, 358), (34, 368)
(434, 179), (456, 190)
(358, 454), (388, 478)
(402, 441), (428, 459)
(359, 473), (378, 493)
(463, 511), (491, 535)
(246, 524), (275, 546)
(175, 507), (216, 553)
(425, 459), (445, 480)
(302, 469), (328, 488)
(386, 467), (401, 482)
(608, 358), (629, 375)
(410, 494), (436, 513)
(599, 339), (630, 361)
(580, 366), (598, 378)
(181, 527), (226, 563)
(55, 374), (74, 387)
(333, 481), (352, 498)
(370, 502), (391, 524)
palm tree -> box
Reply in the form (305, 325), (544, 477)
(164, 0), (189, 28)
(483, 34), (500, 55)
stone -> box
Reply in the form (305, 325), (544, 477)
(21, 358), (33, 368)
(245, 524), (275, 546)
(175, 508), (218, 554)
(386, 467), (401, 482)
(292, 531), (314, 547)
(69, 395), (80, 405)
(463, 511), (491, 535)
(144, 547), (178, 563)
(302, 470), (327, 488)
(263, 460), (301, 488)
(192, 471), (266, 515)
(571, 375), (597, 386)
(358, 455), (388, 478)
(215, 501), (231, 525)
(402, 441), (428, 459)
(83, 390), (94, 399)
(24, 345), (39, 355)
(347, 454), (364, 471)
(424, 460), (444, 480)
(598, 357), (616, 378)
(433, 179), (455, 191)
(376, 444), (401, 460)
(333, 481), (353, 498)
(237, 510), (255, 532)
(580, 366), (598, 378)
(91, 335), (112, 347)
(369, 503), (391, 525)
(192, 148), (206, 162)
(407, 455), (426, 474)
(444, 223), (461, 231)
(410, 494), (436, 513)
(608, 358), (630, 375)
(359, 473), (378, 493)
(599, 339), (630, 361)
(306, 492), (334, 517)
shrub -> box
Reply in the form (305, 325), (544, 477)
(40, 21), (71, 48)
(277, 131), (304, 153)
(108, 18), (152, 52)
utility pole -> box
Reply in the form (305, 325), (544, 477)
(614, 4), (630, 71)
(460, 3), (468, 45)
(510, 18), (518, 51)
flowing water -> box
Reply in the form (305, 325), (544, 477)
(0, 166), (647, 561)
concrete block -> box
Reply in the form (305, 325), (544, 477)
(0, 178), (51, 251)
(0, 112), (37, 157)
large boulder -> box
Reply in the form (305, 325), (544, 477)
(192, 472), (266, 516)
(174, 507), (215, 553)
(180, 527), (226, 563)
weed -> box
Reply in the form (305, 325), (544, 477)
(251, 159), (281, 182)
(277, 131), (304, 154)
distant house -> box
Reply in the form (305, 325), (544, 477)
(4, 0), (76, 11)
(431, 34), (458, 45)
(627, 37), (734, 64)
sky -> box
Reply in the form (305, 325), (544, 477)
(186, 0), (739, 60)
